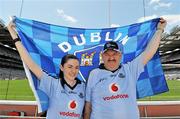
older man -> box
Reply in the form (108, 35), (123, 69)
(84, 18), (166, 119)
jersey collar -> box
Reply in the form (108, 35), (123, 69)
(99, 63), (121, 73)
(60, 77), (81, 90)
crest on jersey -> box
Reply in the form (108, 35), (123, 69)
(75, 45), (103, 81)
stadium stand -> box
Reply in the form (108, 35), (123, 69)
(160, 26), (180, 80)
(0, 19), (25, 79)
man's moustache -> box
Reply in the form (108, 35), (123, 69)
(108, 60), (116, 62)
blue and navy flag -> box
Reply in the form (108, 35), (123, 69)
(14, 17), (168, 112)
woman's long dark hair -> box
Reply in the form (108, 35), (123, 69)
(59, 54), (79, 79)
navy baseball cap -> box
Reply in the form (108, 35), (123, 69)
(103, 41), (121, 53)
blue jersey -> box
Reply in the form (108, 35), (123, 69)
(86, 55), (144, 119)
(39, 72), (85, 119)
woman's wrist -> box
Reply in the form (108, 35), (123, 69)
(8, 27), (19, 40)
(13, 37), (21, 44)
(157, 28), (164, 33)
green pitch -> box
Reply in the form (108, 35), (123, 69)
(0, 79), (35, 100)
(138, 80), (180, 101)
(0, 79), (180, 101)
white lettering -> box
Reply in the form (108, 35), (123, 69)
(105, 32), (113, 41)
(121, 35), (129, 45)
(114, 33), (122, 42)
(73, 34), (86, 46)
(57, 32), (129, 52)
(91, 32), (101, 42)
(58, 42), (71, 52)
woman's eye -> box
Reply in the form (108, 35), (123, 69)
(68, 66), (72, 68)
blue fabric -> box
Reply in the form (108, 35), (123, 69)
(14, 17), (168, 112)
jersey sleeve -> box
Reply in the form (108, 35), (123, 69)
(85, 70), (95, 102)
(38, 71), (56, 97)
(127, 54), (144, 81)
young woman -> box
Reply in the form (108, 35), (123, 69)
(7, 21), (85, 119)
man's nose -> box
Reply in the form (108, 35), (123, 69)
(109, 56), (115, 60)
(71, 69), (76, 74)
